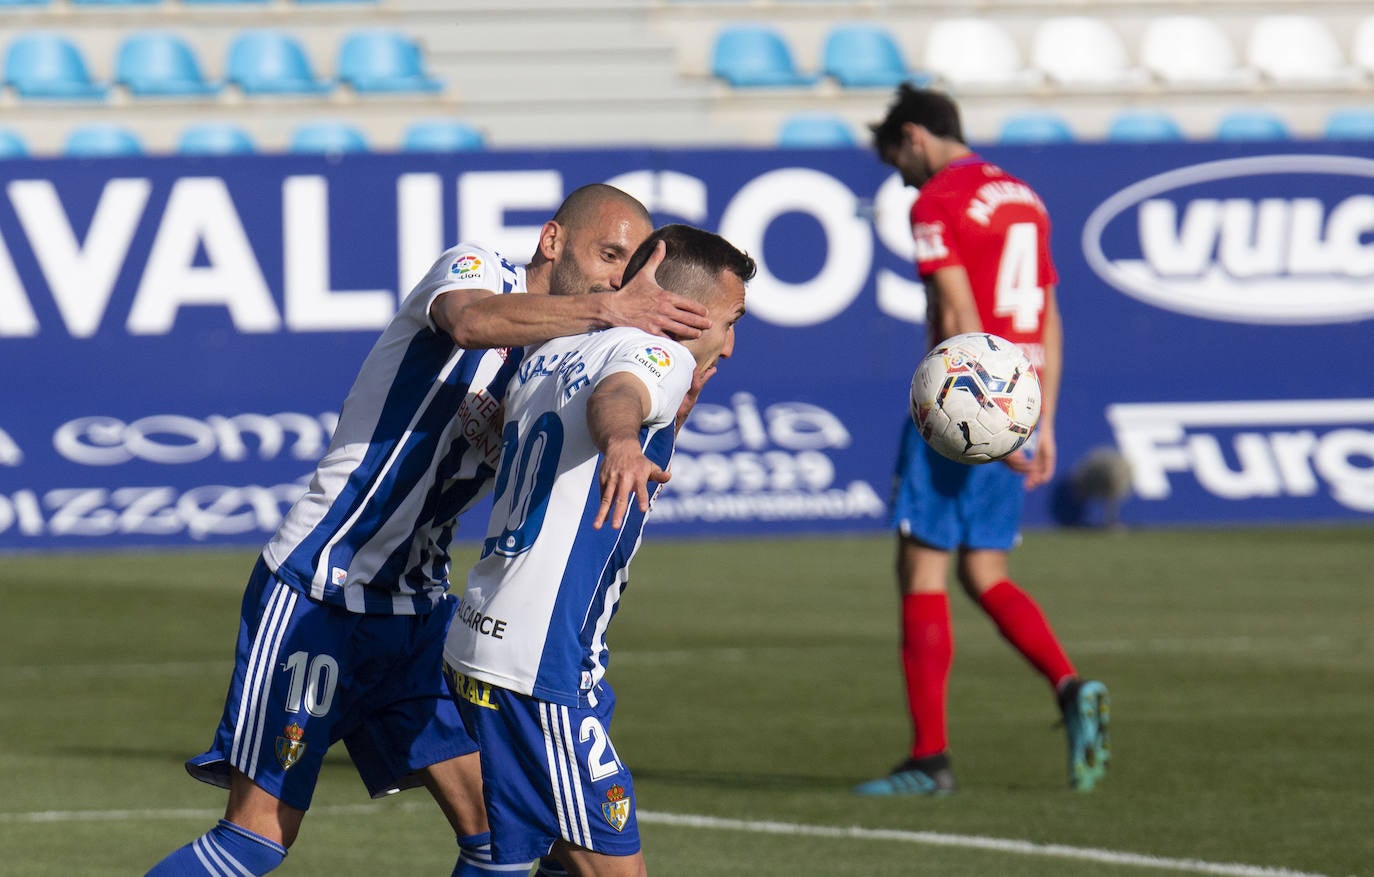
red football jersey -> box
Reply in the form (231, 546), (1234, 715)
(910, 156), (1058, 365)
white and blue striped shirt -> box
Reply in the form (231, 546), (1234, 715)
(263, 243), (525, 615)
(444, 328), (694, 707)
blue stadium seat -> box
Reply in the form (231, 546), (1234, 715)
(402, 119), (484, 152)
(821, 24), (920, 88)
(0, 0), (50, 6)
(0, 128), (28, 158)
(1215, 109), (1290, 141)
(116, 32), (220, 97)
(178, 122), (256, 155)
(337, 30), (442, 94)
(64, 124), (143, 157)
(777, 112), (856, 148)
(1324, 108), (1374, 140)
(226, 31), (331, 95)
(1106, 110), (1185, 143)
(5, 33), (107, 99)
(998, 111), (1075, 144)
(290, 121), (368, 154)
(711, 25), (815, 87)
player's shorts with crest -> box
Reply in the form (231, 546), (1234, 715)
(446, 669), (640, 864)
(890, 417), (1026, 551)
(185, 556), (477, 811)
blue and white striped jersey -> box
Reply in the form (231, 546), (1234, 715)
(263, 243), (526, 615)
(444, 328), (694, 707)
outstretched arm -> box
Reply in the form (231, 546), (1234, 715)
(587, 373), (670, 530)
(431, 241), (711, 349)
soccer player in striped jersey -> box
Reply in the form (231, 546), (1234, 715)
(145, 185), (713, 877)
(443, 225), (754, 877)
(853, 86), (1110, 797)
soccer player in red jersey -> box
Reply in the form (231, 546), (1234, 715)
(855, 85), (1110, 795)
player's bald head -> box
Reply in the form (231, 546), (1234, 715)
(528, 184), (652, 296)
(551, 184), (651, 234)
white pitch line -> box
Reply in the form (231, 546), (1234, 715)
(0, 804), (1329, 877)
(637, 812), (1332, 877)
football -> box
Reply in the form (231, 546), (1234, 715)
(909, 332), (1042, 464)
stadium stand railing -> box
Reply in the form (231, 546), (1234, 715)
(1, 0), (1372, 151)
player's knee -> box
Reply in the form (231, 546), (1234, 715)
(551, 843), (646, 877)
(956, 575), (984, 602)
(420, 754), (488, 837)
(224, 771), (303, 848)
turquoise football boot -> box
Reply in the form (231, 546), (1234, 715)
(1061, 679), (1111, 791)
(853, 753), (957, 796)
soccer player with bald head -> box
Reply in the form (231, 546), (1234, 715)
(145, 185), (713, 876)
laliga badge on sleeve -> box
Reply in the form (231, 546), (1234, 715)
(449, 253), (484, 282)
(632, 346), (673, 379)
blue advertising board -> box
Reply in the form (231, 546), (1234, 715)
(0, 143), (1370, 550)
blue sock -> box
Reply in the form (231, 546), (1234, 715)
(451, 832), (533, 875)
(535, 857), (571, 876)
(146, 820), (286, 875)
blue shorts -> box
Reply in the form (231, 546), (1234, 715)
(890, 417), (1025, 551)
(446, 669), (640, 865)
(186, 557), (477, 811)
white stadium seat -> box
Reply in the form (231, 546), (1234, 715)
(1246, 15), (1363, 86)
(921, 18), (1042, 90)
(1352, 17), (1374, 78)
(1139, 16), (1259, 88)
(1030, 17), (1149, 88)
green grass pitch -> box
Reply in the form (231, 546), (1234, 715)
(2, 525), (1371, 876)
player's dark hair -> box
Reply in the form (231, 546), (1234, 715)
(870, 84), (966, 149)
(621, 224), (756, 305)
(552, 183), (651, 230)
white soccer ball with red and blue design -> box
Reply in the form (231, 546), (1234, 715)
(909, 332), (1042, 464)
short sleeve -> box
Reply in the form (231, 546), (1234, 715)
(405, 243), (522, 333)
(597, 334), (695, 429)
(910, 192), (963, 278)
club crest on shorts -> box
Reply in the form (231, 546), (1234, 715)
(276, 722), (306, 770)
(601, 784), (631, 832)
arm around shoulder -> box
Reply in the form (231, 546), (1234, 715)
(430, 288), (613, 350)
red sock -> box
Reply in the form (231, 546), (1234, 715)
(901, 592), (953, 759)
(978, 580), (1076, 689)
